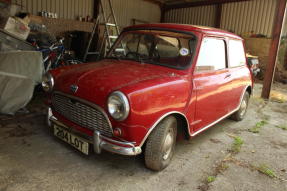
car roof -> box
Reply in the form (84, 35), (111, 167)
(124, 23), (243, 40)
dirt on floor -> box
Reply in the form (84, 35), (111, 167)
(0, 83), (287, 191)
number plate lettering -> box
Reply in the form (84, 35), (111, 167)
(54, 125), (89, 155)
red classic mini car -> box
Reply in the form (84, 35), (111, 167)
(42, 24), (253, 171)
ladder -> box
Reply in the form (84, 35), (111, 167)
(83, 0), (121, 62)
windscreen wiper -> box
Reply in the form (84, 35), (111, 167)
(138, 57), (157, 64)
(106, 56), (123, 61)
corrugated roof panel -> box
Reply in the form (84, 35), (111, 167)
(12, 0), (94, 20)
(221, 0), (277, 37)
(101, 0), (161, 27)
(164, 0), (277, 37)
(163, 5), (216, 27)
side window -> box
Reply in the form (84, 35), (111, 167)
(195, 38), (226, 72)
(229, 40), (246, 67)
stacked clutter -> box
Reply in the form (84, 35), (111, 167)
(0, 1), (55, 49)
(0, 2), (30, 40)
(0, 1), (35, 51)
(0, 51), (43, 114)
(0, 1), (44, 114)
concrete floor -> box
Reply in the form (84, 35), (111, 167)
(0, 83), (287, 191)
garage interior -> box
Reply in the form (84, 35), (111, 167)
(0, 0), (287, 190)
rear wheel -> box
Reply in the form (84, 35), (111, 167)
(144, 116), (177, 171)
(231, 91), (250, 121)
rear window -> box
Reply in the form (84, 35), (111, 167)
(229, 40), (246, 67)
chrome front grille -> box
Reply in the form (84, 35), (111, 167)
(52, 93), (113, 137)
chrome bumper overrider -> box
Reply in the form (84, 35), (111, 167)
(48, 108), (142, 156)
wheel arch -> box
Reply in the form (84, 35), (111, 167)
(139, 111), (190, 147)
(246, 85), (252, 95)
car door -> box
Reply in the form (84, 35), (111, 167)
(192, 37), (233, 133)
(227, 39), (251, 111)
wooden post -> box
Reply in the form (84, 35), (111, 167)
(261, 0), (287, 99)
(215, 4), (222, 28)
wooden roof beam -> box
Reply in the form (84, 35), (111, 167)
(144, 0), (164, 7)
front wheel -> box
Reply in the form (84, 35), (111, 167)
(231, 91), (250, 121)
(144, 116), (177, 171)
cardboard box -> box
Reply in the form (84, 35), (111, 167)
(4, 17), (30, 40)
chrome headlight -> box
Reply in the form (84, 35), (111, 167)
(108, 91), (130, 121)
(42, 73), (54, 92)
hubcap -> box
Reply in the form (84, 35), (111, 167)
(162, 130), (174, 161)
(239, 98), (247, 117)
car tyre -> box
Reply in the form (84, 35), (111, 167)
(144, 116), (177, 171)
(231, 91), (250, 121)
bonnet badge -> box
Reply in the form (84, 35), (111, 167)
(70, 85), (78, 93)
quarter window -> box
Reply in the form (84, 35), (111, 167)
(229, 40), (246, 67)
(195, 38), (226, 72)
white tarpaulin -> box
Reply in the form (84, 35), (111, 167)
(0, 51), (43, 114)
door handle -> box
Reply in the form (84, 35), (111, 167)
(225, 74), (231, 79)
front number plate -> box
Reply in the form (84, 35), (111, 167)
(54, 125), (89, 155)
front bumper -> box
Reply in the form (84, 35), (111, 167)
(48, 108), (142, 156)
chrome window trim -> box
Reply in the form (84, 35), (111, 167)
(53, 91), (113, 135)
(139, 111), (190, 147)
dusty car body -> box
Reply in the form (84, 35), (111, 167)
(43, 24), (253, 171)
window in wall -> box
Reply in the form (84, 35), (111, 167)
(229, 39), (246, 67)
(195, 38), (226, 72)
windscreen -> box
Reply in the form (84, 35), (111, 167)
(107, 30), (196, 70)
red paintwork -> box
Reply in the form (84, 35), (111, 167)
(48, 24), (252, 147)
(124, 23), (243, 40)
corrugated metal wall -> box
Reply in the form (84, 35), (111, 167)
(11, 0), (161, 27)
(102, 0), (161, 27)
(164, 5), (216, 27)
(221, 0), (277, 37)
(12, 0), (94, 20)
(164, 0), (277, 37)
